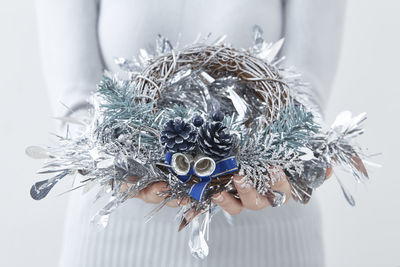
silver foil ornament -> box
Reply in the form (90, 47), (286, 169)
(27, 27), (372, 259)
(189, 212), (211, 260)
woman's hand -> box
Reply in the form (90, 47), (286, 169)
(121, 166), (333, 212)
(212, 166), (333, 215)
(121, 181), (187, 207)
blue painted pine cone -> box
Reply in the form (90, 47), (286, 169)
(160, 119), (197, 153)
(198, 121), (233, 159)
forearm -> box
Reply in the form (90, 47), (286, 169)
(281, 0), (346, 110)
(35, 0), (104, 116)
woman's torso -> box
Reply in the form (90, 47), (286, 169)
(59, 2), (325, 265)
(98, 0), (283, 72)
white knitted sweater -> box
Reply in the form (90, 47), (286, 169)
(35, 0), (345, 266)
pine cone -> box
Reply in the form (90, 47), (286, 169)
(198, 121), (233, 159)
(160, 119), (197, 153)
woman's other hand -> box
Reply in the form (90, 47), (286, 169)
(121, 181), (187, 207)
(212, 166), (333, 215)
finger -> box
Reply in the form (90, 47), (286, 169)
(166, 199), (179, 207)
(270, 173), (291, 205)
(140, 182), (168, 204)
(120, 182), (130, 193)
(120, 182), (142, 199)
(233, 175), (270, 210)
(163, 183), (189, 207)
(162, 183), (178, 207)
(120, 176), (147, 199)
(212, 191), (243, 215)
(166, 197), (189, 208)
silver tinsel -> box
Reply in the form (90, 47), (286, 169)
(27, 26), (370, 258)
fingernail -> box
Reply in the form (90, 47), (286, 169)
(212, 193), (224, 203)
(156, 191), (166, 197)
(178, 198), (187, 206)
(234, 176), (249, 189)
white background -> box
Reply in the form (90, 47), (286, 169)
(0, 1), (399, 266)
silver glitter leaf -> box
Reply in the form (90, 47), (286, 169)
(266, 190), (286, 207)
(298, 147), (315, 161)
(255, 38), (284, 63)
(92, 213), (110, 229)
(25, 146), (52, 159)
(53, 116), (86, 126)
(351, 153), (369, 179)
(336, 177), (355, 206)
(189, 216), (209, 260)
(114, 57), (141, 73)
(212, 35), (226, 45)
(156, 34), (173, 55)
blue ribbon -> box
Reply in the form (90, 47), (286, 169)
(164, 152), (238, 201)
(164, 152), (192, 182)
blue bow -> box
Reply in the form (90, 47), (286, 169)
(164, 152), (238, 201)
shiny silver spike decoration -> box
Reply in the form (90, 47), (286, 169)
(25, 146), (52, 159)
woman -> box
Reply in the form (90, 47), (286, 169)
(35, 0), (345, 266)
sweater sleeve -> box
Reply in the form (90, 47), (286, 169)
(281, 0), (346, 110)
(35, 0), (104, 117)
